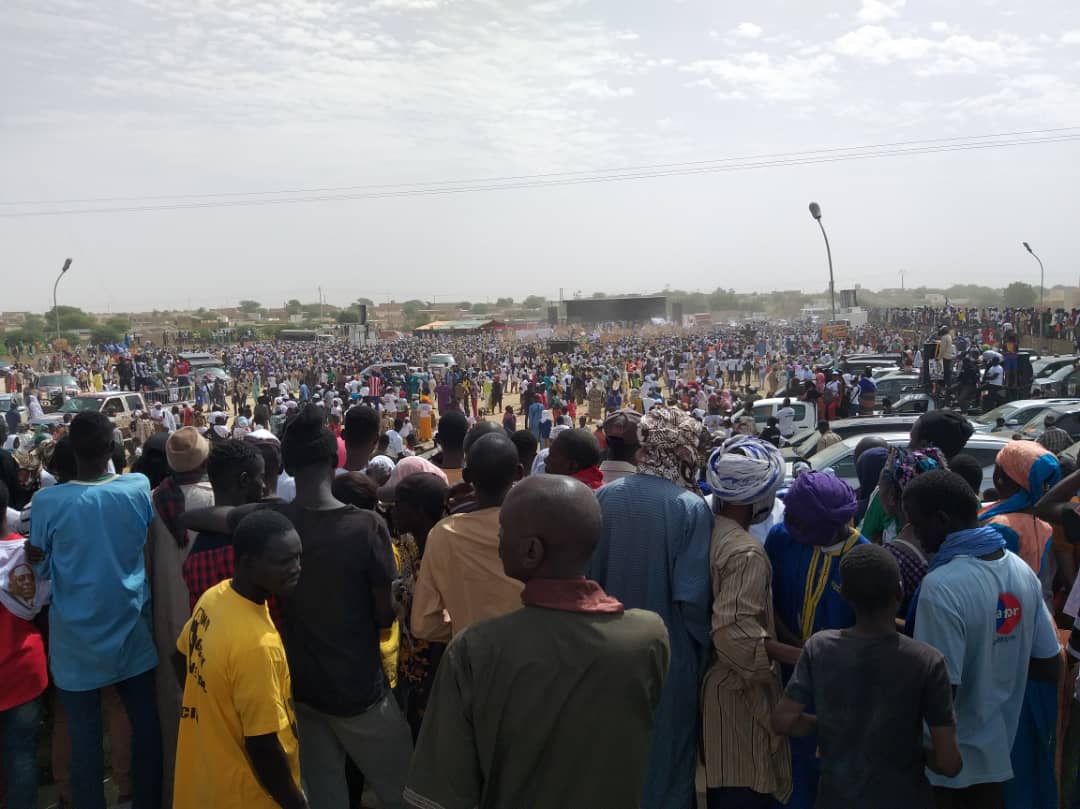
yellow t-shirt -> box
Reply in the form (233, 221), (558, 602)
(173, 580), (301, 809)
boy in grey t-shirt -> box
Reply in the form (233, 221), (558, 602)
(772, 544), (961, 809)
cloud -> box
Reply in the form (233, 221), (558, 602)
(682, 51), (836, 101)
(567, 78), (635, 99)
(613, 30), (639, 41)
(857, 0), (905, 23)
(1063, 31), (1080, 45)
(832, 25), (1033, 74)
(734, 22), (763, 39)
(930, 21), (950, 34)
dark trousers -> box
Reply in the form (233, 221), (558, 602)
(0, 696), (42, 809)
(57, 669), (162, 809)
(705, 786), (772, 809)
(934, 782), (1004, 809)
(943, 358), (954, 388)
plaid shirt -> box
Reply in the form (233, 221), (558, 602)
(1039, 426), (1074, 454)
(182, 531), (281, 627)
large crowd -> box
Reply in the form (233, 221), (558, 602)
(3, 309), (1080, 809)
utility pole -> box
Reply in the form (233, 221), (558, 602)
(899, 268), (906, 290)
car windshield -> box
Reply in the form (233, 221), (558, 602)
(1044, 365), (1076, 382)
(0, 399), (11, 412)
(39, 374), (76, 387)
(1034, 359), (1076, 379)
(59, 397), (105, 414)
(1020, 410), (1057, 437)
(787, 429), (821, 458)
(810, 439), (857, 472)
(974, 402), (1023, 425)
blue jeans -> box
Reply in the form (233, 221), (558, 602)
(0, 695), (43, 809)
(57, 669), (162, 809)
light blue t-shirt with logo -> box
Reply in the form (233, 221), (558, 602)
(30, 473), (158, 691)
(914, 550), (1060, 788)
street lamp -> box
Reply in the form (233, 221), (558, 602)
(53, 258), (72, 372)
(1023, 241), (1044, 340)
(809, 202), (836, 322)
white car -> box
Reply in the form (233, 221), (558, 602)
(971, 398), (1080, 434)
(804, 431), (1009, 493)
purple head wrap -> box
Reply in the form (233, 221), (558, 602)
(783, 470), (858, 546)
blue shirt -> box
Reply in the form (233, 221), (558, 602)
(30, 474), (158, 691)
(528, 402), (544, 438)
(592, 474), (712, 809)
(765, 523), (867, 642)
(915, 550), (1060, 788)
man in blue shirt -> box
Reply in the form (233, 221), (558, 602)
(28, 412), (162, 809)
(906, 469), (1061, 809)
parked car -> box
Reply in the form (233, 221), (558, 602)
(874, 374), (922, 403)
(732, 397), (817, 434)
(1031, 355), (1080, 381)
(360, 362), (409, 382)
(783, 415), (924, 461)
(1030, 363), (1080, 398)
(971, 398), (1080, 434)
(35, 391), (149, 436)
(34, 371), (78, 397)
(804, 431), (1008, 493)
(839, 356), (902, 374)
(1018, 407), (1080, 443)
(0, 394), (28, 428)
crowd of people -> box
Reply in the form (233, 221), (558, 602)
(4, 312), (1080, 809)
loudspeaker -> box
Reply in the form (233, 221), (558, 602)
(840, 289), (858, 308)
(672, 302), (684, 323)
(358, 304), (367, 324)
(547, 306), (558, 326)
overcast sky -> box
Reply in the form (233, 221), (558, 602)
(3, 0), (1080, 313)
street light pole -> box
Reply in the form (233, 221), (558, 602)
(53, 258), (73, 372)
(809, 202), (836, 322)
(1023, 242), (1044, 342)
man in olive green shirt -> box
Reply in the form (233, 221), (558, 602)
(404, 475), (670, 809)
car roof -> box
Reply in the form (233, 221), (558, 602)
(837, 431), (1009, 449)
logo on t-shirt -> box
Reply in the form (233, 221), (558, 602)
(996, 593), (1022, 635)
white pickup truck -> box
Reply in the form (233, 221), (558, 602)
(32, 391), (149, 436)
(731, 397), (818, 434)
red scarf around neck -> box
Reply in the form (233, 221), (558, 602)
(571, 465), (605, 490)
(521, 577), (624, 614)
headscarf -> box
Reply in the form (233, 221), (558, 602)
(854, 446), (888, 523)
(783, 471), (858, 546)
(980, 440), (1062, 520)
(706, 434), (784, 523)
(881, 446), (947, 492)
(636, 405), (706, 491)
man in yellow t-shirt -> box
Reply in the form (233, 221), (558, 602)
(173, 510), (306, 809)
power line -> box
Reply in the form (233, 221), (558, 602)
(4, 125), (1078, 207)
(2, 130), (1077, 218)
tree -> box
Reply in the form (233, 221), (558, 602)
(458, 301), (472, 311)
(495, 297), (514, 307)
(354, 298), (375, 308)
(336, 309), (360, 324)
(43, 305), (95, 331)
(591, 291), (607, 298)
(471, 303), (490, 315)
(238, 299), (262, 313)
(523, 295), (546, 310)
(285, 299), (303, 315)
(1003, 282), (1037, 308)
(91, 316), (132, 345)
